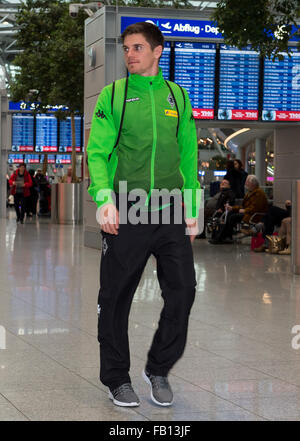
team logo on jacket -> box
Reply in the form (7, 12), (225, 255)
(96, 109), (106, 119)
(165, 109), (178, 118)
(167, 93), (175, 108)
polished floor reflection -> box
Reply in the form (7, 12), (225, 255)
(1, 213), (300, 420)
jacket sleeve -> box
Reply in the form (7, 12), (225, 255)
(177, 88), (201, 219)
(9, 173), (15, 186)
(86, 85), (117, 208)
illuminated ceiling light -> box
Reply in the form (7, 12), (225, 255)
(224, 128), (251, 149)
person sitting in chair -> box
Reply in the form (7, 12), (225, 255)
(209, 175), (268, 244)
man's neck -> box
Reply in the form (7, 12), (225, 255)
(138, 66), (159, 77)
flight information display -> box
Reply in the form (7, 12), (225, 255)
(35, 114), (58, 152)
(159, 41), (171, 80)
(12, 113), (34, 152)
(263, 47), (300, 121)
(40, 154), (56, 164)
(174, 42), (216, 119)
(218, 45), (260, 120)
(59, 116), (82, 152)
(24, 154), (40, 164)
(8, 154), (24, 164)
(56, 154), (71, 164)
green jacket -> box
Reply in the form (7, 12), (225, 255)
(87, 68), (200, 218)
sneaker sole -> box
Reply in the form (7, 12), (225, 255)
(142, 370), (173, 407)
(108, 391), (140, 407)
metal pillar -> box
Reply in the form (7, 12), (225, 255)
(255, 138), (266, 185)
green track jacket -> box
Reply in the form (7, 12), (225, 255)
(87, 68), (200, 218)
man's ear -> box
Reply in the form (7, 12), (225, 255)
(154, 45), (163, 60)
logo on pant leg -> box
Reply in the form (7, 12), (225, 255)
(102, 238), (108, 255)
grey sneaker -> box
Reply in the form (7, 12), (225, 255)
(108, 383), (140, 407)
(142, 370), (173, 406)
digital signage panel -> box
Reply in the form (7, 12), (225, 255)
(56, 154), (71, 164)
(159, 41), (171, 80)
(174, 42), (216, 119)
(59, 116), (82, 152)
(8, 154), (24, 164)
(24, 154), (40, 164)
(263, 47), (300, 121)
(40, 154), (56, 164)
(35, 114), (58, 152)
(12, 113), (34, 152)
(218, 45), (260, 120)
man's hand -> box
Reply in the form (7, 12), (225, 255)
(239, 208), (245, 214)
(97, 203), (119, 235)
(185, 218), (199, 243)
(225, 203), (233, 211)
(285, 200), (292, 207)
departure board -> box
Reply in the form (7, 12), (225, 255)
(56, 154), (71, 164)
(218, 45), (260, 120)
(263, 47), (300, 121)
(12, 113), (34, 152)
(40, 154), (56, 164)
(174, 42), (216, 119)
(160, 41), (171, 80)
(35, 114), (58, 152)
(8, 154), (24, 164)
(59, 116), (82, 152)
(24, 154), (39, 164)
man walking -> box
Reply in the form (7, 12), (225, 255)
(87, 22), (200, 407)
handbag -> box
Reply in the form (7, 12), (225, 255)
(266, 235), (286, 254)
(251, 232), (265, 251)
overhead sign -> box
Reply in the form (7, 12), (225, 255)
(121, 16), (222, 39)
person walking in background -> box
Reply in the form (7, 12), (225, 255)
(9, 163), (32, 224)
(233, 159), (248, 196)
(60, 166), (81, 183)
(26, 169), (39, 217)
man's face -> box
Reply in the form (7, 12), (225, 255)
(123, 33), (162, 76)
(19, 165), (25, 174)
(220, 179), (230, 190)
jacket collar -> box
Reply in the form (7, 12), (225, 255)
(128, 68), (165, 90)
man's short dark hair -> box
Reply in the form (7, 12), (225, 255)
(121, 22), (164, 50)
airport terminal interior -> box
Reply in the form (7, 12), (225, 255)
(1, 0), (300, 422)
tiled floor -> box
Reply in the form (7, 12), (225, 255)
(1, 212), (300, 421)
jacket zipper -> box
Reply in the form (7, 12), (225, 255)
(146, 81), (157, 206)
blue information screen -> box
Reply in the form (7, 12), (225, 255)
(40, 154), (56, 163)
(24, 154), (40, 164)
(35, 114), (58, 152)
(263, 47), (300, 121)
(56, 154), (71, 164)
(174, 42), (216, 119)
(159, 41), (171, 80)
(59, 116), (82, 152)
(8, 154), (24, 164)
(218, 45), (260, 120)
(12, 113), (34, 152)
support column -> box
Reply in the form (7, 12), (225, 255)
(255, 138), (266, 185)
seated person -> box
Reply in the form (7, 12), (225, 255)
(205, 179), (235, 219)
(209, 175), (268, 244)
(254, 200), (292, 253)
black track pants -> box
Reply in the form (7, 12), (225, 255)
(97, 209), (196, 391)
